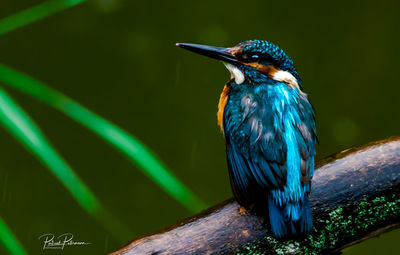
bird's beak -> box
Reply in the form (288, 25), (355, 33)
(176, 43), (239, 65)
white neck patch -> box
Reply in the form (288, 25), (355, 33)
(273, 70), (299, 88)
(223, 63), (299, 88)
(224, 63), (245, 84)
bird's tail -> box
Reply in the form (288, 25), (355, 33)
(268, 195), (312, 238)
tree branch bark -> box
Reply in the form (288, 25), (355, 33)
(112, 137), (400, 255)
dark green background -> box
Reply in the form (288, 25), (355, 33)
(0, 0), (399, 254)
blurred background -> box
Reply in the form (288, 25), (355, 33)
(0, 0), (399, 254)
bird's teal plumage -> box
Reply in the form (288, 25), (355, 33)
(177, 40), (317, 238)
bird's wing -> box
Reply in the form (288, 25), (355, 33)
(223, 94), (287, 206)
(296, 91), (317, 192)
(223, 88), (316, 205)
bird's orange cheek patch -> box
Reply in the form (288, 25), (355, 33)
(245, 62), (279, 78)
(217, 84), (231, 132)
(245, 63), (300, 89)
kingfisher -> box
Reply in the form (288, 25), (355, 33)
(177, 40), (317, 238)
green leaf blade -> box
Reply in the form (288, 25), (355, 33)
(0, 216), (27, 255)
(0, 0), (86, 36)
(0, 86), (132, 241)
(0, 64), (207, 212)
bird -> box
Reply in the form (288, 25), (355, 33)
(176, 40), (317, 238)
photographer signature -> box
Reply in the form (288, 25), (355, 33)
(38, 233), (91, 250)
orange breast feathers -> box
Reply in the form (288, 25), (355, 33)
(217, 84), (231, 132)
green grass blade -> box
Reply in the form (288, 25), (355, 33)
(0, 0), (86, 36)
(0, 86), (131, 241)
(0, 64), (207, 212)
(0, 216), (27, 255)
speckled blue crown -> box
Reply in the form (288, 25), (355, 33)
(239, 40), (301, 84)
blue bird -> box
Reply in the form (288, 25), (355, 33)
(177, 40), (317, 238)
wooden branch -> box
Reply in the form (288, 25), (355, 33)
(112, 137), (400, 255)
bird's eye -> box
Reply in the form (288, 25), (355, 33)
(240, 53), (259, 62)
(250, 54), (259, 60)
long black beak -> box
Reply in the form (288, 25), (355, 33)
(176, 43), (239, 65)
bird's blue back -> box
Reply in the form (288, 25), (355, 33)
(223, 77), (316, 237)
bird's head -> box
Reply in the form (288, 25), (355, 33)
(177, 40), (301, 88)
